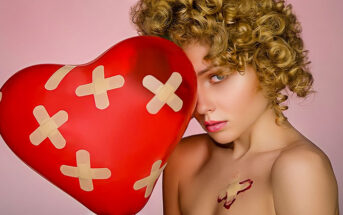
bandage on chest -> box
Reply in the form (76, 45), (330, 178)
(217, 174), (253, 210)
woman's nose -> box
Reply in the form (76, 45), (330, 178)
(194, 89), (215, 116)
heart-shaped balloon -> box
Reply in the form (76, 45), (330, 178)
(0, 36), (197, 214)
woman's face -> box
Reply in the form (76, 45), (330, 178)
(182, 41), (270, 144)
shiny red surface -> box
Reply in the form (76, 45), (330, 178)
(0, 36), (197, 215)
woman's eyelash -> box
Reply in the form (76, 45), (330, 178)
(209, 72), (229, 83)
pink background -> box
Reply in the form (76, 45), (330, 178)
(0, 0), (342, 214)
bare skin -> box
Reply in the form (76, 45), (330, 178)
(162, 41), (339, 215)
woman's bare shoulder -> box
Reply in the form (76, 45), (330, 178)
(162, 134), (212, 215)
(273, 139), (334, 173)
(166, 133), (212, 177)
(271, 139), (339, 214)
(272, 138), (336, 181)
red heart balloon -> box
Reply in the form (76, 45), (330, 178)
(0, 36), (197, 215)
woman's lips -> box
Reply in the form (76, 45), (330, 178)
(205, 121), (228, 132)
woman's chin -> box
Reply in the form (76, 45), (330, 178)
(207, 132), (235, 148)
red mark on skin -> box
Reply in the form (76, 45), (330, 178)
(237, 179), (253, 194)
(217, 179), (253, 210)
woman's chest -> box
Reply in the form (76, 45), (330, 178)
(178, 153), (279, 215)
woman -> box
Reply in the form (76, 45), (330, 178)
(130, 0), (339, 214)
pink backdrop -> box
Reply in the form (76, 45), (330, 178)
(0, 0), (342, 214)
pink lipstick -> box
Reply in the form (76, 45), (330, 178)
(204, 120), (227, 132)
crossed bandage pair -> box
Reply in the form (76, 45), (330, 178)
(217, 174), (253, 210)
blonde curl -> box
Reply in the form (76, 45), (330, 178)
(130, 0), (315, 125)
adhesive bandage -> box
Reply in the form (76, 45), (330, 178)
(45, 65), (76, 90)
(0, 91), (2, 102)
(75, 65), (125, 110)
(60, 149), (111, 192)
(29, 105), (68, 149)
(217, 174), (253, 209)
(142, 72), (183, 114)
(133, 160), (167, 198)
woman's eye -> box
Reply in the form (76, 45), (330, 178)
(210, 74), (227, 83)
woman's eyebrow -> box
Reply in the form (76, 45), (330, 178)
(197, 66), (215, 76)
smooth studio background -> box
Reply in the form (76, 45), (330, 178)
(0, 0), (342, 214)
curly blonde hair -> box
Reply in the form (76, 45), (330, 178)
(130, 0), (314, 125)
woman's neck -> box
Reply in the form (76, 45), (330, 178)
(213, 107), (303, 160)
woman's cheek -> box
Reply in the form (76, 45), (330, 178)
(219, 79), (251, 113)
